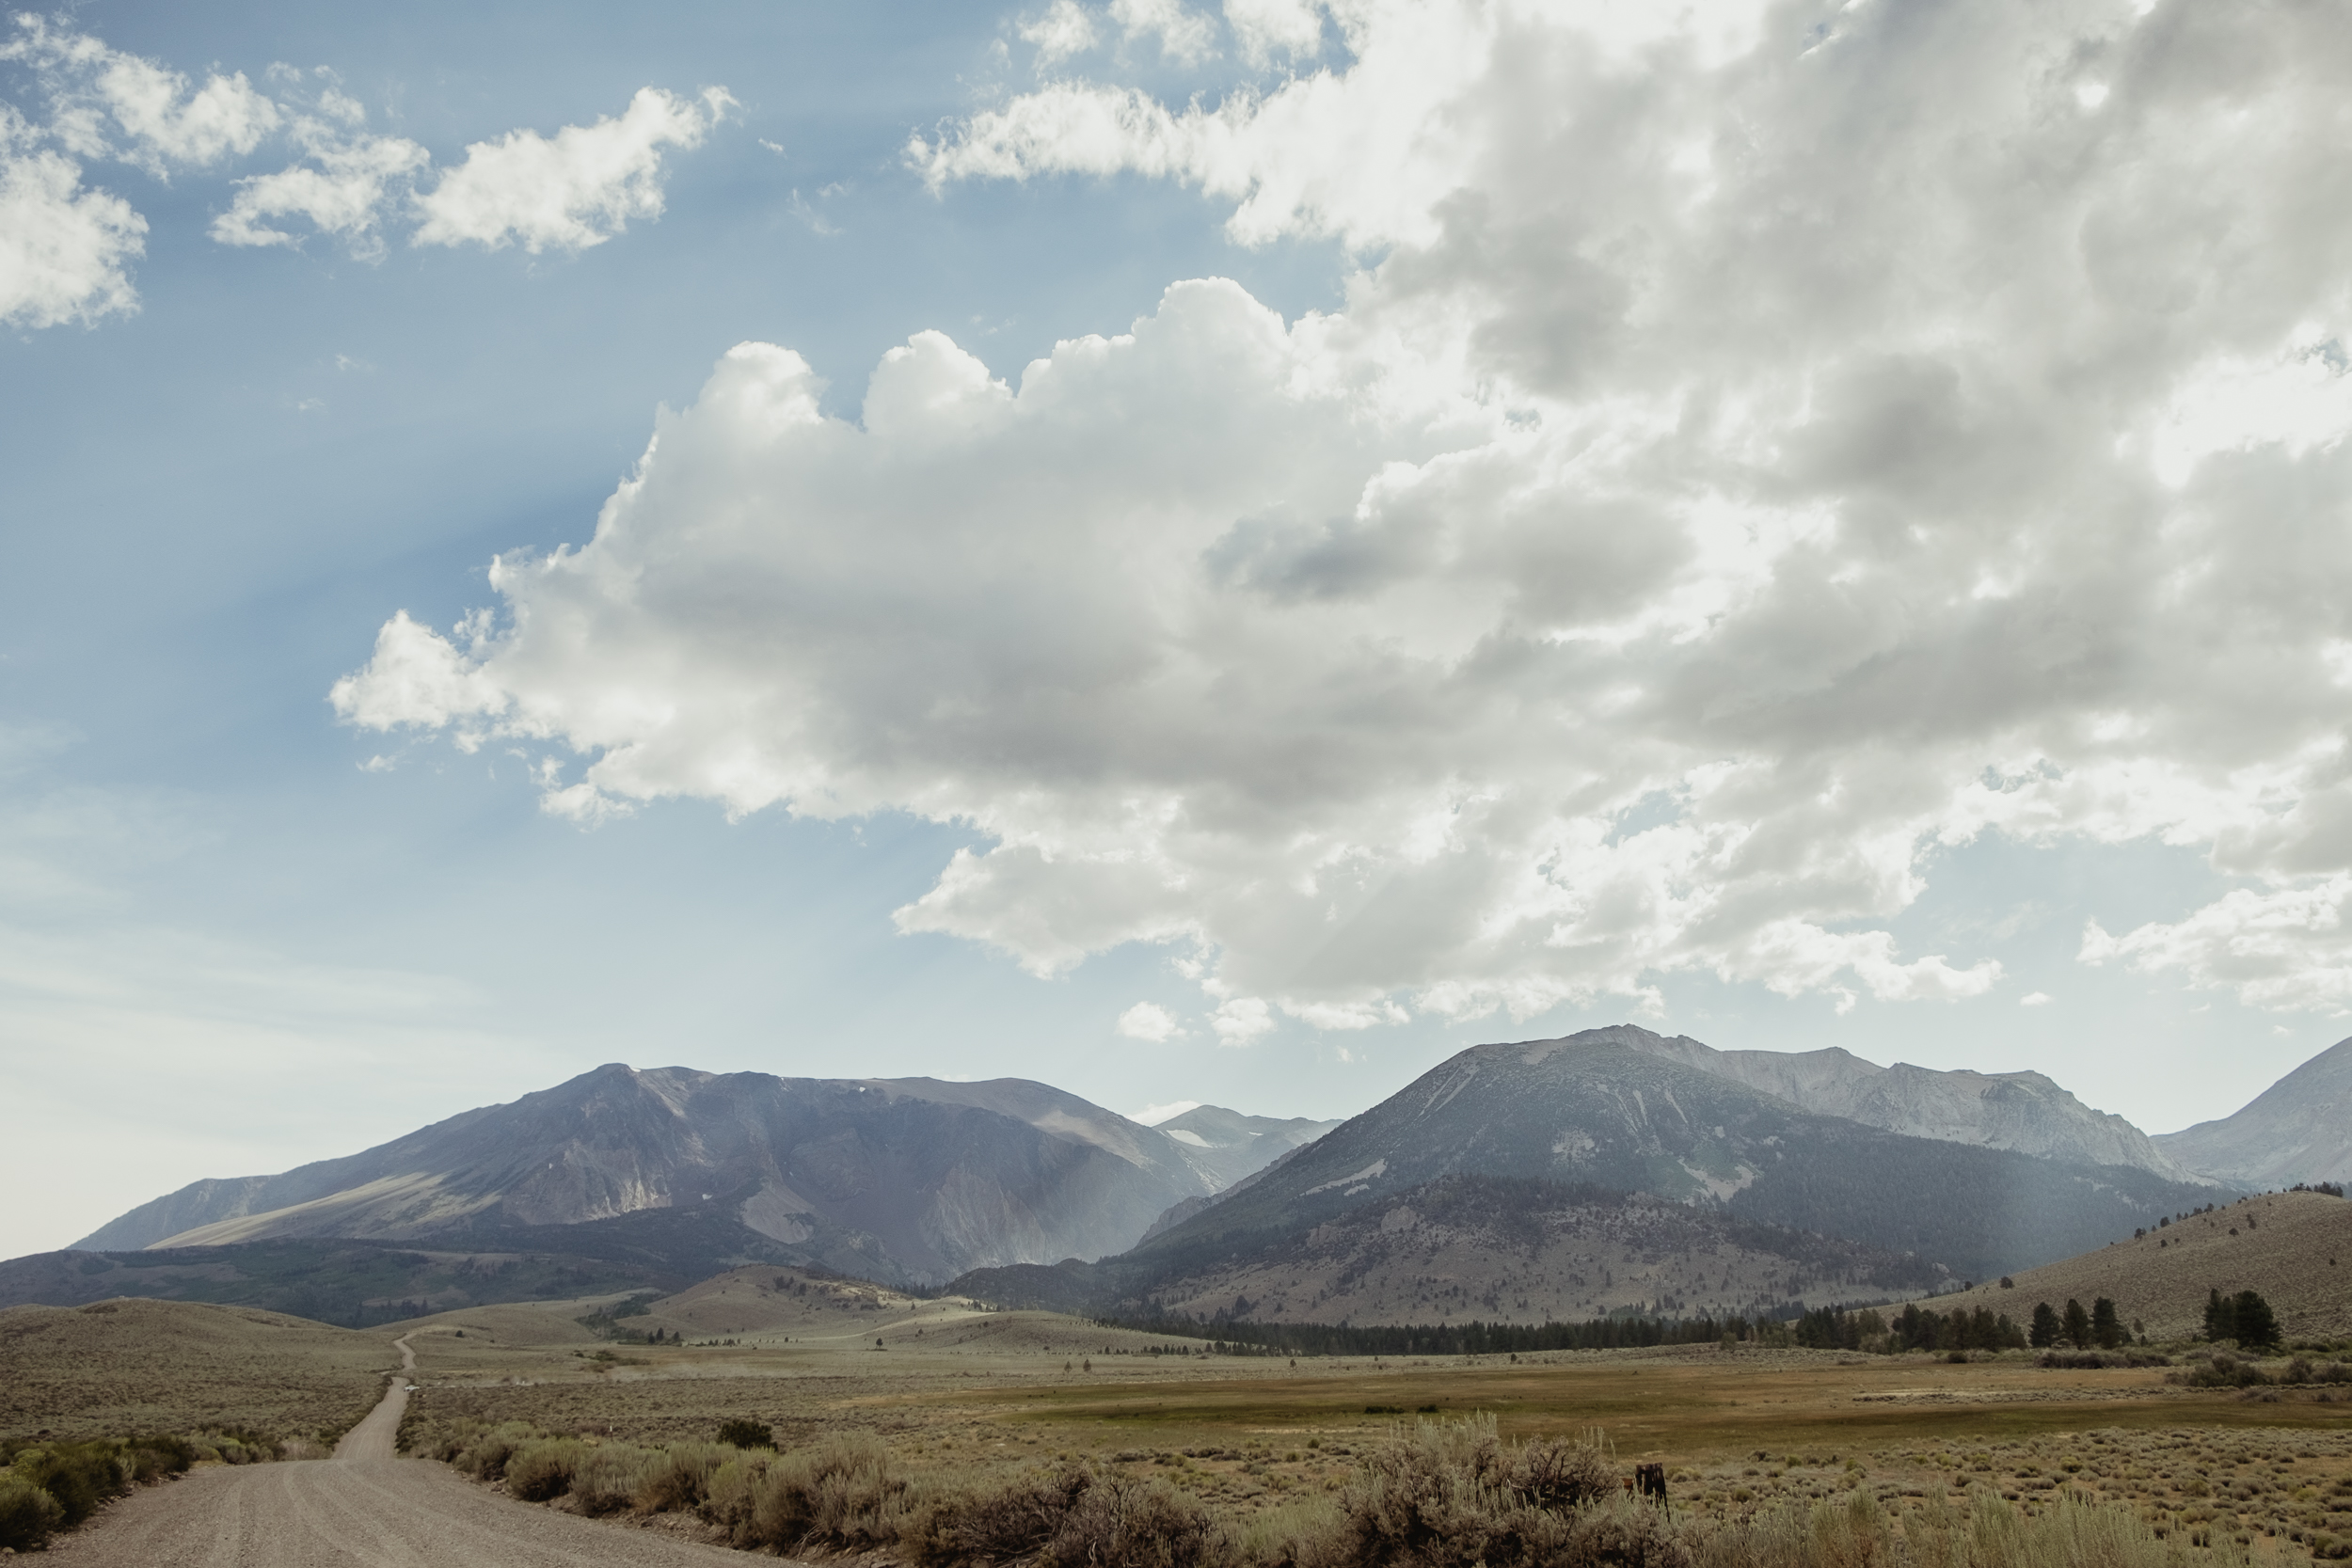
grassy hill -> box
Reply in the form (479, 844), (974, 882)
(0, 1297), (396, 1443)
(1898, 1189), (2352, 1342)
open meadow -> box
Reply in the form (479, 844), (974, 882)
(375, 1274), (2352, 1561)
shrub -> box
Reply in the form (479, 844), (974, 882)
(571, 1443), (662, 1515)
(708, 1433), (918, 1552)
(13, 1441), (128, 1528)
(1043, 1473), (1220, 1568)
(446, 1420), (543, 1481)
(1507, 1435), (1616, 1512)
(635, 1442), (736, 1513)
(716, 1418), (775, 1449)
(1302, 1417), (1653, 1568)
(505, 1438), (587, 1501)
(2174, 1352), (2268, 1389)
(911, 1464), (1096, 1565)
(0, 1472), (64, 1553)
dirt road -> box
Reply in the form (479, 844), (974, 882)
(52, 1334), (752, 1567)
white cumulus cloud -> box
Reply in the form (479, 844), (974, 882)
(1117, 1001), (1184, 1040)
(343, 0), (2352, 1027)
(1021, 0), (1103, 65)
(0, 109), (144, 326)
(212, 125), (429, 253)
(2, 16), (279, 173)
(411, 86), (735, 253)
(1110, 0), (1219, 64)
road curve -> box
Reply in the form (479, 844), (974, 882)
(52, 1334), (754, 1567)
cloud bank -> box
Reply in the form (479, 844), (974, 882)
(339, 0), (2352, 1032)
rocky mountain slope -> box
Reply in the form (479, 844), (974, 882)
(71, 1067), (1248, 1285)
(1095, 1031), (2222, 1293)
(2153, 1036), (2352, 1188)
(963, 1173), (1944, 1326)
(1151, 1104), (1342, 1190)
(1604, 1026), (2210, 1182)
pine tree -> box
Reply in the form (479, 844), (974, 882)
(2029, 1301), (2060, 1348)
(2231, 1290), (2280, 1350)
(2062, 1297), (2092, 1349)
(2091, 1297), (2123, 1350)
(2204, 1288), (2237, 1343)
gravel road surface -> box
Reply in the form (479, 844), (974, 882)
(52, 1335), (755, 1567)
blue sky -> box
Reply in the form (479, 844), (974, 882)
(6, 0), (2350, 1259)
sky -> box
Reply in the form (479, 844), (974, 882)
(5, 0), (2352, 1261)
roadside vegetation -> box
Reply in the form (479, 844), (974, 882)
(0, 1427), (325, 1550)
(403, 1407), (2352, 1566)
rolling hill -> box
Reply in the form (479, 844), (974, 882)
(0, 1297), (395, 1443)
(1898, 1188), (2352, 1342)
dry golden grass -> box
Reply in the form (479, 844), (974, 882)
(388, 1282), (2352, 1560)
(1901, 1192), (2352, 1341)
(0, 1298), (396, 1443)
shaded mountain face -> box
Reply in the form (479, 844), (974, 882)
(960, 1174), (1946, 1326)
(1151, 1105), (1342, 1191)
(1603, 1026), (2211, 1183)
(2153, 1037), (2352, 1188)
(1125, 1032), (2221, 1286)
(72, 1067), (1221, 1285)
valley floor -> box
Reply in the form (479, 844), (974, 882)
(32, 1287), (2352, 1564)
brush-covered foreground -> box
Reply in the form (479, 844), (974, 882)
(385, 1295), (2352, 1563)
(0, 1298), (388, 1549)
(0, 1296), (395, 1443)
(401, 1408), (2336, 1568)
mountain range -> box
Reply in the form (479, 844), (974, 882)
(1607, 1028), (2213, 1183)
(17, 1025), (2351, 1330)
(951, 1028), (2220, 1317)
(74, 1067), (1310, 1285)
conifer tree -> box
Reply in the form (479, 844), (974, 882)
(2091, 1297), (2123, 1350)
(2029, 1301), (2060, 1348)
(2230, 1290), (2280, 1350)
(2062, 1297), (2091, 1349)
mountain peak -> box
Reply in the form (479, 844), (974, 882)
(2153, 1035), (2352, 1186)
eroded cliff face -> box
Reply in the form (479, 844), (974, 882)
(2154, 1036), (2352, 1187)
(1604, 1026), (2212, 1183)
(72, 1066), (1240, 1284)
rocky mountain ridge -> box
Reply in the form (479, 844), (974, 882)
(1602, 1026), (2212, 1183)
(1095, 1030), (2222, 1293)
(72, 1067), (1299, 1285)
(2153, 1036), (2352, 1188)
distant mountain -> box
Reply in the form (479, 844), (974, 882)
(1149, 1105), (1342, 1192)
(2153, 1037), (2352, 1188)
(72, 1066), (1230, 1285)
(958, 1173), (1943, 1326)
(1604, 1026), (2212, 1183)
(1048, 1030), (2222, 1300)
